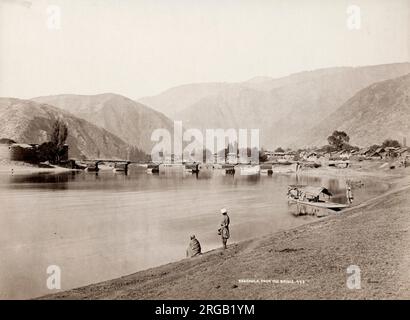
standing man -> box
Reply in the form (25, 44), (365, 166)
(346, 186), (354, 204)
(219, 208), (230, 249)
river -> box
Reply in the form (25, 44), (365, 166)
(0, 166), (389, 299)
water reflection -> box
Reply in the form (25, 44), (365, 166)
(288, 202), (330, 217)
(6, 172), (74, 189)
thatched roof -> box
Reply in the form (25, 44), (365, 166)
(289, 185), (333, 197)
(301, 186), (333, 197)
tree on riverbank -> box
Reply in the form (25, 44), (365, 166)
(327, 131), (350, 151)
(382, 139), (401, 148)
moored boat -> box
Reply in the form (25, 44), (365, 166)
(287, 185), (349, 211)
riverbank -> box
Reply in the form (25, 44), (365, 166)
(302, 159), (408, 180)
(41, 170), (410, 300)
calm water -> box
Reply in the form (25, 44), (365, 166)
(0, 166), (389, 299)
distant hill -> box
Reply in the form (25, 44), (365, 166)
(139, 83), (228, 118)
(140, 63), (410, 149)
(137, 68), (358, 117)
(33, 93), (174, 153)
(0, 98), (134, 159)
(137, 76), (312, 118)
(301, 73), (410, 148)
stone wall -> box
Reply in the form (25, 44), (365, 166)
(9, 144), (38, 163)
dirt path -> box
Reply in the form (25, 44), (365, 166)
(41, 177), (410, 300)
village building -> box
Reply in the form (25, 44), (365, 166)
(371, 147), (386, 159)
(0, 140), (69, 164)
(385, 147), (409, 158)
(265, 150), (296, 162)
(9, 144), (39, 162)
(0, 143), (39, 163)
(302, 151), (322, 162)
(357, 147), (372, 158)
(338, 150), (352, 160)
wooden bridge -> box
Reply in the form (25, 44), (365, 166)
(77, 159), (138, 173)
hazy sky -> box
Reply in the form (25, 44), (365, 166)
(0, 0), (409, 100)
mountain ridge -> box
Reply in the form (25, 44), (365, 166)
(142, 62), (410, 149)
(301, 72), (410, 147)
(32, 93), (174, 153)
(0, 97), (136, 160)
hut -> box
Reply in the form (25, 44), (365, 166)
(396, 147), (409, 158)
(358, 147), (372, 158)
(369, 147), (386, 160)
(304, 152), (322, 162)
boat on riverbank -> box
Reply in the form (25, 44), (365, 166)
(287, 185), (349, 211)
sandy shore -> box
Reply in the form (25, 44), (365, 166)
(40, 168), (410, 300)
(0, 161), (76, 174)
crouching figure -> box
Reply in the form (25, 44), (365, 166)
(186, 235), (202, 258)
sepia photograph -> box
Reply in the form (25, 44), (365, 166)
(0, 0), (409, 307)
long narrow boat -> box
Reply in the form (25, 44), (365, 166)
(289, 199), (349, 210)
(287, 185), (349, 211)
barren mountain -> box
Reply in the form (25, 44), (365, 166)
(141, 63), (410, 149)
(0, 98), (132, 159)
(138, 68), (355, 117)
(139, 83), (228, 117)
(302, 73), (410, 148)
(33, 93), (173, 153)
